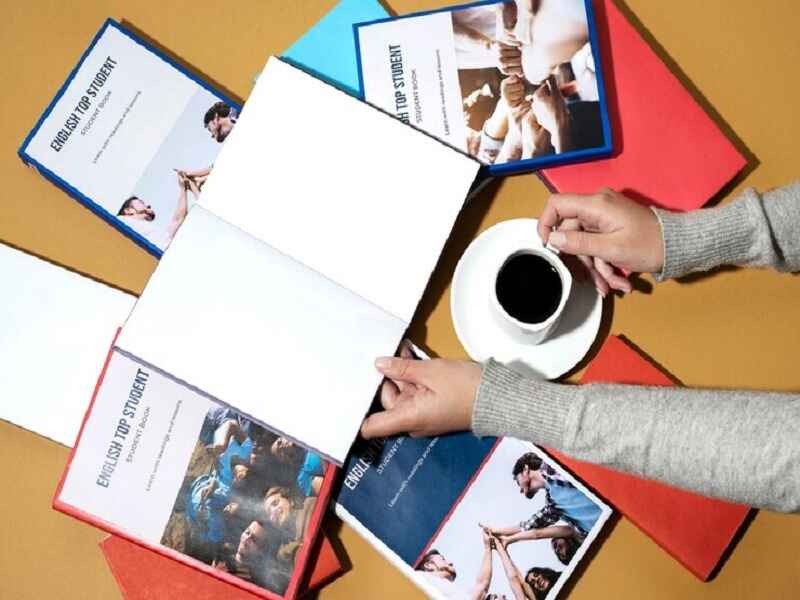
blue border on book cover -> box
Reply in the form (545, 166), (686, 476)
(17, 18), (241, 258)
(352, 0), (613, 177)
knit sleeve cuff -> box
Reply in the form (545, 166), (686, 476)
(471, 358), (575, 447)
(651, 188), (762, 281)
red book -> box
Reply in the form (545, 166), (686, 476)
(54, 337), (338, 600)
(548, 335), (750, 579)
(541, 0), (746, 210)
(101, 533), (343, 599)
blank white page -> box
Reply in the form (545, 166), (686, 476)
(199, 57), (480, 323)
(0, 244), (135, 446)
(116, 207), (407, 465)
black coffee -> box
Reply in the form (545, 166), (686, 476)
(495, 253), (562, 324)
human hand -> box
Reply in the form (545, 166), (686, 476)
(199, 481), (214, 501)
(531, 76), (569, 147)
(495, 42), (523, 76)
(481, 527), (492, 549)
(360, 350), (482, 439)
(520, 109), (553, 158)
(500, 75), (526, 108)
(537, 189), (665, 294)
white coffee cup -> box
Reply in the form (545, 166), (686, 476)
(490, 247), (572, 345)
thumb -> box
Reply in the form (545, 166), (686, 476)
(361, 402), (417, 439)
(547, 229), (612, 261)
(375, 357), (430, 386)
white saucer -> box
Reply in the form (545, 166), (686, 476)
(451, 218), (602, 380)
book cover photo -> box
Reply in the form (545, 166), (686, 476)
(337, 337), (611, 600)
(19, 19), (239, 256)
(54, 347), (336, 600)
(355, 0), (612, 175)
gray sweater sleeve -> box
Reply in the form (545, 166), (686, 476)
(471, 183), (800, 512)
(653, 181), (800, 280)
(472, 360), (800, 512)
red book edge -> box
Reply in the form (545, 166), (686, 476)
(547, 335), (750, 580)
(99, 530), (343, 599)
(539, 0), (747, 210)
(52, 328), (338, 600)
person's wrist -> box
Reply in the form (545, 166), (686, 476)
(646, 206), (666, 273)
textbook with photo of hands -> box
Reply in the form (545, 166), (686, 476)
(18, 19), (240, 257)
(355, 0), (612, 175)
(335, 347), (612, 600)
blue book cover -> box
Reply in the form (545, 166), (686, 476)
(18, 19), (240, 257)
(353, 0), (613, 176)
(335, 351), (611, 600)
(336, 430), (611, 599)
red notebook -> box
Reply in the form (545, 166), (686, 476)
(548, 335), (750, 580)
(101, 533), (343, 599)
(541, 0), (746, 210)
(54, 338), (338, 600)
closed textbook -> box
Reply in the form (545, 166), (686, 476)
(18, 19), (240, 257)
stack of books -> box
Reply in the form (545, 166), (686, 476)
(5, 0), (748, 598)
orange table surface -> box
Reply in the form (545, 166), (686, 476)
(1, 1), (799, 599)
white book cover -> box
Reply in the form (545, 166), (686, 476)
(19, 19), (239, 256)
(0, 243), (135, 446)
(333, 344), (612, 600)
(116, 57), (481, 466)
(55, 348), (336, 600)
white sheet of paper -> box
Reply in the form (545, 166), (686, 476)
(116, 207), (407, 464)
(118, 58), (479, 465)
(199, 57), (480, 323)
(0, 244), (135, 446)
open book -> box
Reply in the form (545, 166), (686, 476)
(113, 56), (480, 466)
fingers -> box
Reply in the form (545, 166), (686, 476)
(546, 227), (611, 262)
(588, 266), (610, 297)
(593, 257), (632, 293)
(537, 193), (609, 243)
(379, 378), (400, 410)
(361, 402), (417, 439)
(375, 356), (431, 386)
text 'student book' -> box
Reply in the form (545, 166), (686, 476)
(355, 0), (613, 176)
(55, 342), (337, 600)
(334, 347), (612, 600)
(19, 19), (240, 256)
(113, 57), (480, 467)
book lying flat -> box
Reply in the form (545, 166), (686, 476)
(293, 0), (743, 211)
(355, 0), (613, 175)
(335, 388), (611, 599)
(539, 0), (746, 210)
(55, 341), (337, 600)
(282, 0), (389, 96)
(114, 56), (480, 466)
(101, 525), (342, 598)
(19, 19), (240, 256)
(548, 335), (750, 580)
(0, 242), (135, 446)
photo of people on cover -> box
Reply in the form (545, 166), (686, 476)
(160, 406), (326, 595)
(453, 0), (604, 165)
(415, 439), (604, 599)
(115, 90), (237, 251)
